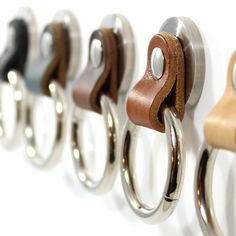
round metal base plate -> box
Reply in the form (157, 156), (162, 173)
(54, 10), (80, 80)
(100, 14), (135, 94)
(160, 17), (205, 109)
(17, 7), (38, 65)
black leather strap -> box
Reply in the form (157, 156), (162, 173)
(0, 19), (29, 81)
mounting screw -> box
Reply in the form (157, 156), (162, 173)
(151, 47), (164, 79)
(233, 63), (236, 90)
(90, 39), (103, 68)
(41, 31), (54, 58)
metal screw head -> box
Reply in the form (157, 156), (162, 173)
(6, 26), (16, 51)
(151, 47), (165, 79)
(90, 39), (103, 68)
(40, 31), (54, 58)
(233, 63), (236, 90)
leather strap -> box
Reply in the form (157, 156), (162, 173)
(41, 22), (70, 95)
(25, 22), (70, 96)
(127, 32), (185, 132)
(205, 51), (236, 152)
(72, 28), (118, 114)
(0, 19), (28, 81)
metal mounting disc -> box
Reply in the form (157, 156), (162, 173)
(16, 7), (38, 66)
(53, 10), (80, 80)
(100, 14), (135, 94)
(160, 17), (205, 109)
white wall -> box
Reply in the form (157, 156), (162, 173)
(0, 0), (235, 235)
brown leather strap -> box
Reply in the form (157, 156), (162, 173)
(127, 32), (185, 132)
(41, 22), (70, 95)
(204, 51), (236, 152)
(72, 28), (118, 113)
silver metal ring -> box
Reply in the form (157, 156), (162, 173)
(195, 143), (223, 236)
(0, 70), (27, 148)
(120, 107), (185, 223)
(24, 81), (67, 169)
(71, 95), (118, 194)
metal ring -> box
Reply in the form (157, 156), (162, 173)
(24, 81), (67, 169)
(195, 143), (223, 236)
(120, 107), (185, 223)
(71, 95), (118, 194)
(0, 70), (26, 148)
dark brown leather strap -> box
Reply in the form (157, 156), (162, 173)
(41, 22), (70, 95)
(72, 28), (118, 113)
(127, 32), (185, 132)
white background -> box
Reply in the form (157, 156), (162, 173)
(0, 0), (236, 235)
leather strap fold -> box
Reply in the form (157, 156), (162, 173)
(127, 32), (185, 132)
(205, 51), (236, 152)
(72, 28), (118, 114)
(25, 22), (70, 95)
(41, 22), (70, 95)
(0, 19), (28, 81)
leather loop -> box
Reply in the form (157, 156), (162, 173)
(72, 28), (118, 114)
(0, 19), (28, 81)
(204, 51), (236, 152)
(127, 32), (185, 132)
(41, 22), (70, 95)
(25, 22), (70, 96)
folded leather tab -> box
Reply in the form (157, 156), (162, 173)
(41, 22), (70, 95)
(127, 32), (185, 132)
(72, 28), (118, 114)
(25, 22), (70, 95)
(0, 19), (28, 81)
(204, 51), (236, 152)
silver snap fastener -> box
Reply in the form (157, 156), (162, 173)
(41, 31), (54, 58)
(151, 47), (164, 79)
(90, 39), (103, 68)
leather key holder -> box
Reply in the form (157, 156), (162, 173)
(205, 51), (236, 152)
(72, 28), (118, 114)
(0, 19), (28, 81)
(127, 32), (185, 132)
(25, 22), (70, 96)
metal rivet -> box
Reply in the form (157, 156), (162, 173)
(233, 63), (236, 90)
(151, 47), (164, 79)
(40, 31), (54, 58)
(6, 26), (16, 51)
(90, 39), (103, 68)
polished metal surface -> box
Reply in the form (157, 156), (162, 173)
(232, 63), (236, 90)
(54, 10), (80, 80)
(101, 14), (135, 94)
(25, 82), (67, 169)
(71, 95), (118, 194)
(0, 71), (27, 148)
(151, 47), (164, 79)
(40, 31), (54, 58)
(90, 39), (103, 68)
(120, 107), (185, 223)
(195, 143), (223, 236)
(160, 17), (205, 108)
(6, 26), (16, 52)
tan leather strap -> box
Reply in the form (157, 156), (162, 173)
(72, 28), (118, 113)
(205, 51), (236, 151)
(127, 32), (185, 132)
(41, 22), (70, 95)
